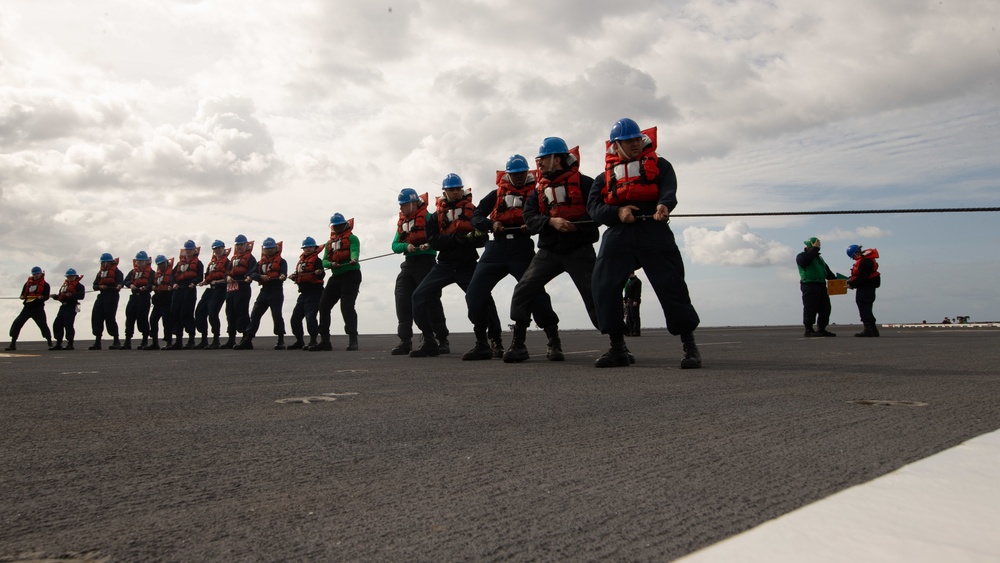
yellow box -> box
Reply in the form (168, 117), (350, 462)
(827, 279), (848, 295)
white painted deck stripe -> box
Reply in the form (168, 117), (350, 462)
(677, 428), (1000, 562)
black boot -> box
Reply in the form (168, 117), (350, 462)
(220, 335), (236, 349)
(88, 338), (102, 351)
(168, 337), (183, 350)
(122, 337), (132, 350)
(680, 332), (702, 369)
(303, 337), (316, 352)
(274, 335), (286, 350)
(502, 325), (529, 363)
(544, 326), (564, 362)
(391, 339), (411, 355)
(871, 323), (880, 337)
(4, 340), (15, 352)
(462, 340), (493, 361)
(64, 340), (75, 351)
(815, 326), (837, 337)
(287, 338), (304, 350)
(234, 336), (253, 350)
(206, 336), (220, 350)
(183, 334), (196, 349)
(309, 336), (333, 351)
(804, 324), (816, 337)
(490, 338), (504, 359)
(346, 333), (358, 351)
(49, 341), (63, 351)
(146, 337), (160, 351)
(436, 337), (449, 354)
(409, 333), (439, 357)
(194, 335), (209, 349)
(108, 336), (121, 350)
(595, 334), (630, 368)
(138, 336), (149, 350)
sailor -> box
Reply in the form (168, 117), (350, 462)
(235, 238), (287, 350)
(4, 266), (52, 351)
(122, 251), (153, 349)
(50, 268), (86, 351)
(146, 255), (174, 350)
(90, 253), (124, 350)
(222, 235), (257, 349)
(587, 118), (702, 369)
(312, 214), (362, 352)
(288, 236), (326, 350)
(169, 240), (204, 350)
(194, 240), (230, 349)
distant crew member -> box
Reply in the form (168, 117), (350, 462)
(847, 244), (881, 337)
(623, 271), (642, 337)
(796, 237), (839, 337)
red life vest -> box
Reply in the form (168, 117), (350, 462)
(204, 249), (231, 283)
(850, 248), (881, 283)
(130, 261), (153, 289)
(536, 146), (588, 221)
(397, 194), (429, 245)
(326, 220), (355, 264)
(96, 258), (120, 289)
(436, 193), (476, 235)
(175, 248), (201, 282)
(258, 242), (284, 281)
(153, 259), (174, 292)
(294, 250), (324, 285)
(228, 241), (256, 279)
(491, 171), (537, 227)
(602, 127), (662, 205)
(23, 275), (47, 300)
(57, 276), (84, 301)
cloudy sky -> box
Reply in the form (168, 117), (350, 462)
(2, 0), (999, 340)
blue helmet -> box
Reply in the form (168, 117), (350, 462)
(846, 244), (862, 259)
(183, 240), (197, 250)
(262, 237), (278, 249)
(65, 268), (78, 276)
(154, 255), (168, 265)
(505, 154), (530, 173)
(442, 173), (464, 190)
(31, 266), (43, 275)
(330, 213), (348, 226)
(211, 240), (225, 249)
(537, 137), (569, 158)
(398, 188), (420, 205)
(609, 118), (643, 142)
(301, 236), (318, 248)
(134, 251), (149, 261)
(99, 252), (114, 262)
(234, 234), (248, 244)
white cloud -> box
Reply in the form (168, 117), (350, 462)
(683, 221), (794, 267)
(818, 226), (893, 242)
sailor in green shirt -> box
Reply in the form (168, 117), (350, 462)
(795, 237), (841, 337)
(391, 188), (447, 355)
(310, 213), (362, 351)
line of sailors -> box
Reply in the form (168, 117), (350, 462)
(5, 118), (703, 369)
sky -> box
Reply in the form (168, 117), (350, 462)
(2, 0), (999, 340)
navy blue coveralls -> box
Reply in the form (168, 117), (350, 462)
(587, 157), (700, 337)
(123, 269), (152, 343)
(244, 257), (287, 339)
